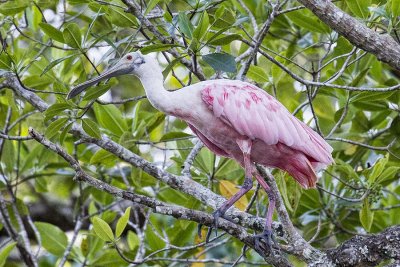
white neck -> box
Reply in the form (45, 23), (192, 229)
(137, 71), (172, 114)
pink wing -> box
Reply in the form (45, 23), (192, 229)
(201, 82), (333, 167)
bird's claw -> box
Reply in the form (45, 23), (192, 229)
(198, 210), (223, 242)
(253, 229), (278, 252)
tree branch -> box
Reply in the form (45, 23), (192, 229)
(296, 0), (400, 70)
(326, 225), (400, 266)
(28, 127), (292, 266)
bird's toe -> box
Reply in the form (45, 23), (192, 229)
(253, 229), (278, 252)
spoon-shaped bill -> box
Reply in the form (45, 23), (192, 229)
(67, 61), (133, 99)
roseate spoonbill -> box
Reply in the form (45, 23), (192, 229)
(67, 52), (333, 248)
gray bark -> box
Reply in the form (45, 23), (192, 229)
(297, 0), (400, 70)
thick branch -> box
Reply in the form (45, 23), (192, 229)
(327, 225), (400, 266)
(297, 0), (400, 70)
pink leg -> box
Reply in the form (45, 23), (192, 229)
(253, 171), (277, 250)
(216, 139), (253, 215)
(254, 172), (275, 232)
(201, 139), (254, 242)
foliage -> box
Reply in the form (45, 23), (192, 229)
(0, 0), (399, 266)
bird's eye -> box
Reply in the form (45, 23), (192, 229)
(127, 55), (133, 60)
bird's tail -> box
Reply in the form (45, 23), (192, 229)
(284, 155), (318, 189)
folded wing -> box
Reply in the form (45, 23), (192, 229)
(201, 82), (333, 168)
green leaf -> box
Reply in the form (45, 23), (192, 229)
(351, 91), (394, 103)
(159, 131), (192, 141)
(35, 222), (68, 256)
(90, 149), (117, 165)
(80, 237), (89, 257)
(106, 8), (138, 27)
(93, 104), (128, 136)
(41, 53), (78, 76)
(91, 250), (127, 266)
(390, 116), (400, 135)
(162, 57), (183, 77)
(247, 65), (269, 83)
(92, 216), (114, 242)
(193, 11), (209, 41)
(82, 84), (111, 101)
(144, 0), (161, 15)
(0, 1), (28, 15)
(141, 43), (181, 54)
(22, 75), (53, 90)
(368, 155), (388, 184)
(360, 198), (374, 231)
(39, 23), (65, 43)
(286, 10), (329, 33)
(0, 242), (16, 267)
(202, 53), (236, 73)
(393, 0), (400, 17)
(63, 23), (82, 49)
(178, 12), (194, 38)
(127, 231), (139, 250)
(352, 100), (388, 111)
(146, 112), (165, 133)
(2, 140), (14, 174)
(45, 119), (68, 141)
(345, 0), (370, 18)
(44, 103), (71, 119)
(45, 117), (69, 140)
(208, 34), (242, 45)
(116, 207), (131, 238)
(69, 0), (90, 4)
(82, 118), (101, 139)
(375, 166), (400, 184)
(188, 38), (199, 53)
(60, 122), (73, 144)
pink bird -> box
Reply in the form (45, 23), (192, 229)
(68, 52), (333, 248)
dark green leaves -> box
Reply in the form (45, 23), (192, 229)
(202, 53), (236, 73)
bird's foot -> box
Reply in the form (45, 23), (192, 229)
(198, 209), (223, 243)
(253, 229), (278, 252)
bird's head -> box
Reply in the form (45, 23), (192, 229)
(67, 51), (158, 99)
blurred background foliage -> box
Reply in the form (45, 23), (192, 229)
(0, 0), (399, 266)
